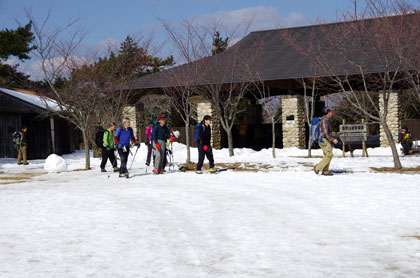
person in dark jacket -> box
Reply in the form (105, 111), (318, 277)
(398, 125), (414, 155)
(114, 118), (140, 178)
(15, 126), (28, 165)
(100, 122), (119, 172)
(152, 115), (174, 174)
(314, 107), (338, 176)
(196, 115), (216, 174)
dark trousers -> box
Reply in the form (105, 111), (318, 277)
(146, 143), (153, 164)
(402, 141), (413, 155)
(100, 148), (117, 169)
(197, 143), (214, 170)
(118, 148), (129, 174)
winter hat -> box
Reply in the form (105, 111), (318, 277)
(157, 115), (166, 121)
(402, 125), (408, 130)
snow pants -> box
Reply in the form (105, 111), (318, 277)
(118, 148), (129, 174)
(315, 139), (333, 174)
(153, 139), (166, 171)
(196, 143), (214, 171)
(17, 145), (27, 165)
(146, 142), (153, 165)
(100, 148), (117, 169)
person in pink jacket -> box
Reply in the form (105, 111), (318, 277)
(145, 122), (155, 166)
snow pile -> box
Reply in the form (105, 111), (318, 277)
(43, 154), (67, 173)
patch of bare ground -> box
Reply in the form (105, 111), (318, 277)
(178, 162), (276, 172)
(0, 172), (46, 185)
(72, 168), (92, 172)
(402, 235), (420, 240)
(371, 166), (420, 174)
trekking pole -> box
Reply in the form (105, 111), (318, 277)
(130, 146), (139, 170)
(170, 142), (175, 170)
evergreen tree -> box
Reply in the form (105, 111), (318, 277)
(212, 31), (229, 55)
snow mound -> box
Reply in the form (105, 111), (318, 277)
(44, 154), (67, 173)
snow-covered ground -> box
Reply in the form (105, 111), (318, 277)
(1, 144), (420, 278)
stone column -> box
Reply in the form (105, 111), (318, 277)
(281, 95), (305, 149)
(196, 101), (221, 149)
(379, 92), (400, 147)
(123, 105), (139, 139)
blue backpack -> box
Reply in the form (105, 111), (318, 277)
(193, 123), (205, 142)
(310, 117), (323, 144)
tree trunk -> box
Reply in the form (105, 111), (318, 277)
(308, 142), (312, 158)
(380, 119), (402, 169)
(82, 129), (91, 170)
(271, 119), (276, 158)
(185, 120), (191, 163)
(227, 129), (234, 157)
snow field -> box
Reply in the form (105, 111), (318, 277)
(1, 144), (420, 277)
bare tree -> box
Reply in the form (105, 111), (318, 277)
(26, 9), (98, 169)
(301, 78), (318, 157)
(283, 0), (417, 169)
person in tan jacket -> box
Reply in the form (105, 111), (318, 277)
(314, 108), (338, 176)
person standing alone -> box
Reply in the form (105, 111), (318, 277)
(314, 108), (338, 176)
(13, 126), (29, 165)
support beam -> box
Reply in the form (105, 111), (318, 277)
(281, 95), (306, 149)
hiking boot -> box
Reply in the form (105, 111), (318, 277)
(209, 168), (217, 174)
(101, 168), (107, 173)
(145, 162), (150, 166)
(408, 150), (413, 155)
(314, 166), (319, 175)
(113, 167), (119, 172)
(23, 162), (29, 165)
(196, 170), (203, 174)
(153, 169), (160, 175)
(119, 173), (126, 178)
(322, 172), (333, 176)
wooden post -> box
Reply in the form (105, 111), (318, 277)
(342, 119), (346, 157)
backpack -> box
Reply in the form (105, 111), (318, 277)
(193, 123), (205, 142)
(12, 131), (21, 149)
(95, 129), (105, 148)
(310, 117), (323, 145)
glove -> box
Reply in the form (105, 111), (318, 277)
(170, 136), (174, 142)
(135, 143), (140, 148)
(117, 143), (123, 149)
(106, 147), (111, 151)
(155, 143), (161, 150)
(203, 145), (209, 151)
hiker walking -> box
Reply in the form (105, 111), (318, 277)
(152, 115), (174, 174)
(195, 115), (216, 174)
(100, 122), (119, 173)
(13, 126), (28, 165)
(145, 122), (154, 166)
(114, 118), (140, 178)
(314, 108), (338, 176)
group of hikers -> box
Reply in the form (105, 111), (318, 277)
(12, 109), (417, 176)
(99, 114), (215, 177)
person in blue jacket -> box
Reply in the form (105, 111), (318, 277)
(114, 117), (140, 178)
(152, 115), (174, 174)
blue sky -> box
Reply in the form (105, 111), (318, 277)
(1, 0), (347, 45)
(0, 0), (417, 79)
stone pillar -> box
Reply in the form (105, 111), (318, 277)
(123, 105), (139, 139)
(379, 92), (400, 147)
(281, 95), (305, 149)
(196, 101), (221, 149)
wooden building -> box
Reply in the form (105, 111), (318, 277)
(0, 88), (80, 159)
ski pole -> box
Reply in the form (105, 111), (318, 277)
(130, 146), (139, 170)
